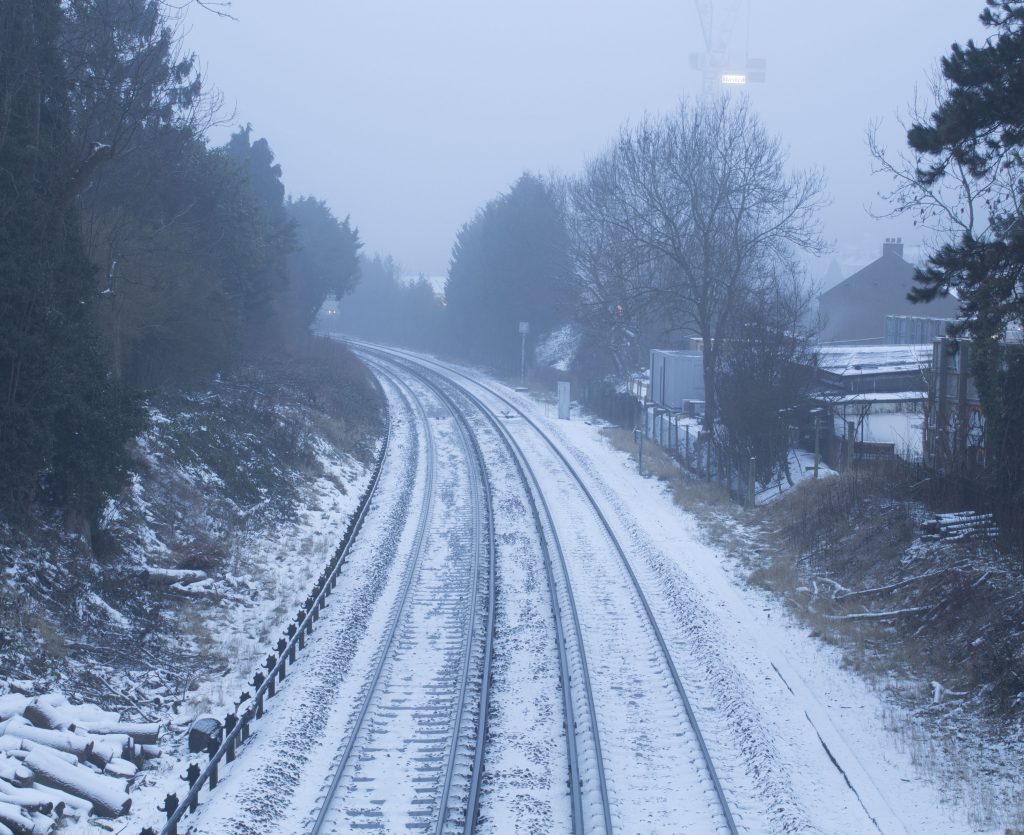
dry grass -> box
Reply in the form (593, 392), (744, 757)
(599, 425), (1024, 829)
(600, 427), (749, 550)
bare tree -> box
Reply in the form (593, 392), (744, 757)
(569, 97), (826, 432)
(561, 167), (665, 378)
(717, 269), (821, 489)
(867, 81), (1003, 258)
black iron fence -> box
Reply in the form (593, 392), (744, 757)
(141, 408), (392, 835)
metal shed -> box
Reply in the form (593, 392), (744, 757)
(650, 349), (705, 410)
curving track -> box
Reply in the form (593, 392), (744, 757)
(356, 345), (739, 835)
(309, 364), (495, 834)
(187, 342), (742, 834)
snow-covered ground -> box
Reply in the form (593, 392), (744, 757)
(132, 340), (1016, 833)
(388, 346), (1008, 834)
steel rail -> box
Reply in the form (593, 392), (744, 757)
(432, 369), (492, 835)
(311, 360), (496, 835)
(362, 349), (610, 835)
(361, 342), (740, 835)
(309, 366), (441, 834)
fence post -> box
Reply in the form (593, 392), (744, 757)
(159, 794), (179, 835)
(814, 415), (821, 479)
(206, 736), (219, 789)
(287, 624), (298, 662)
(276, 639), (288, 682)
(264, 655), (277, 697)
(225, 713), (237, 763)
(638, 426), (644, 476)
(251, 672), (265, 718)
(846, 420), (855, 471)
(183, 762), (200, 812)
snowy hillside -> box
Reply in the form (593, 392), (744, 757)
(0, 349), (384, 831)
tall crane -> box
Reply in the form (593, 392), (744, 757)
(690, 0), (766, 91)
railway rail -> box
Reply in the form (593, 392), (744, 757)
(366, 352), (605, 833)
(309, 364), (495, 834)
(356, 343), (739, 835)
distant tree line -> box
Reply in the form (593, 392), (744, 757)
(338, 101), (825, 488)
(445, 174), (574, 373)
(0, 0), (361, 518)
(334, 255), (444, 352)
(333, 173), (574, 377)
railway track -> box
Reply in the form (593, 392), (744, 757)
(309, 365), (495, 834)
(356, 344), (739, 835)
(368, 353), (605, 833)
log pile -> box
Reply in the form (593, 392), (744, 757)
(921, 511), (999, 542)
(0, 689), (160, 832)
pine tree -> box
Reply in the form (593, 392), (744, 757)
(445, 174), (572, 371)
(0, 0), (144, 515)
(907, 1), (1024, 340)
(285, 197), (362, 336)
(902, 1), (1024, 545)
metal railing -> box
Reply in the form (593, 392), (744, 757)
(143, 405), (392, 835)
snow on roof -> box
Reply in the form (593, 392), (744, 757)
(812, 390), (926, 405)
(815, 344), (931, 376)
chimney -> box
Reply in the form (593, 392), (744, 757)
(882, 237), (904, 259)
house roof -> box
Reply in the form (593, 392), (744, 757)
(818, 250), (960, 342)
(811, 390), (926, 404)
(814, 344), (931, 377)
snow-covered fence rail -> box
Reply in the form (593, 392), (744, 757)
(143, 404), (392, 835)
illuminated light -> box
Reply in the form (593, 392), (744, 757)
(721, 73), (747, 85)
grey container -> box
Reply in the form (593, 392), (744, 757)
(885, 315), (954, 345)
(650, 349), (705, 410)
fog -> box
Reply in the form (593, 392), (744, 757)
(185, 1), (983, 279)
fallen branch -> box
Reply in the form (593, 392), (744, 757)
(811, 575), (851, 595)
(74, 722), (159, 746)
(0, 721), (92, 762)
(139, 567), (208, 586)
(0, 800), (33, 835)
(0, 756), (33, 787)
(834, 570), (951, 603)
(0, 785), (57, 816)
(931, 681), (968, 704)
(825, 606), (929, 621)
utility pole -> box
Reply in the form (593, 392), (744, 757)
(811, 408), (823, 479)
(518, 321), (529, 385)
(747, 456), (756, 507)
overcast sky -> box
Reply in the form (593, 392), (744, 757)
(183, 1), (985, 280)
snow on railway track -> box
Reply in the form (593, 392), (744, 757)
(364, 347), (738, 835)
(188, 341), (745, 833)
(185, 368), (495, 835)
(308, 365), (495, 834)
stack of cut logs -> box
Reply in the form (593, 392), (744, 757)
(0, 686), (159, 834)
(921, 510), (999, 542)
